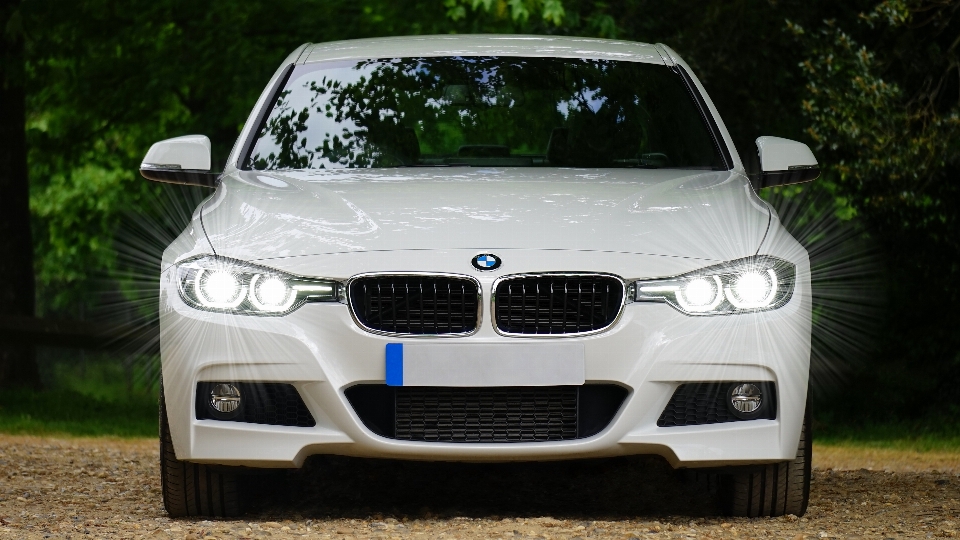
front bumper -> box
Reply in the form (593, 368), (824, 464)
(159, 251), (812, 469)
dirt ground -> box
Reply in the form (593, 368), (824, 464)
(0, 435), (958, 539)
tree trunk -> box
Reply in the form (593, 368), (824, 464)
(0, 0), (40, 389)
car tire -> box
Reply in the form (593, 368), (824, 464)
(720, 407), (812, 517)
(160, 385), (242, 518)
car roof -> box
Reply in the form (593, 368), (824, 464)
(298, 34), (668, 66)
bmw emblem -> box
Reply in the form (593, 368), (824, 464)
(472, 253), (502, 271)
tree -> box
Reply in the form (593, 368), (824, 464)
(23, 0), (461, 318)
(0, 0), (40, 389)
(790, 0), (960, 417)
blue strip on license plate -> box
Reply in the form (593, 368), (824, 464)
(385, 343), (403, 386)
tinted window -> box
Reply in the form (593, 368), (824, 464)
(244, 57), (725, 170)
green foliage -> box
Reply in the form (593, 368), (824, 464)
(0, 389), (157, 437)
(785, 1), (960, 419)
(31, 164), (141, 312)
(0, 390), (157, 437)
(0, 354), (158, 437)
(791, 13), (960, 222)
(445, 0), (567, 26)
(815, 411), (960, 452)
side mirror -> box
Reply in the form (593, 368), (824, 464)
(139, 135), (220, 188)
(752, 136), (820, 189)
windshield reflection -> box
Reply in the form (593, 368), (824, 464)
(244, 57), (723, 171)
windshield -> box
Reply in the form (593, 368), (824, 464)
(243, 56), (726, 170)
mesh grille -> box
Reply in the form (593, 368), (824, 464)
(350, 276), (479, 335)
(494, 275), (623, 335)
(345, 384), (628, 443)
(195, 382), (316, 427)
(657, 383), (776, 427)
(395, 386), (578, 442)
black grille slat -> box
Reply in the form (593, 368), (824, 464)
(350, 276), (479, 335)
(395, 387), (578, 443)
(495, 275), (623, 335)
(577, 282), (584, 332)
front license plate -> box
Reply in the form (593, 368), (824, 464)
(385, 342), (585, 387)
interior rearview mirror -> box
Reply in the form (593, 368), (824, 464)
(139, 135), (220, 188)
(752, 136), (820, 189)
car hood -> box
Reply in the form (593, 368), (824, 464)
(197, 167), (770, 263)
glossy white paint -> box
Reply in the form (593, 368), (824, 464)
(157, 35), (813, 469)
(188, 169), (772, 270)
(142, 134), (212, 171)
(756, 136), (818, 172)
(301, 34), (665, 66)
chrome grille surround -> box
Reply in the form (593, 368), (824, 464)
(346, 272), (482, 337)
(491, 273), (627, 337)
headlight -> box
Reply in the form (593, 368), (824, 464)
(634, 256), (796, 315)
(176, 256), (341, 315)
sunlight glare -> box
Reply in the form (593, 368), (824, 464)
(203, 271), (241, 304)
(683, 278), (716, 306)
(734, 271), (769, 304)
(257, 276), (289, 306)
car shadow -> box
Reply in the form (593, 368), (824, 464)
(242, 455), (721, 520)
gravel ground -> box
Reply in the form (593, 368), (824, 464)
(1, 435), (958, 539)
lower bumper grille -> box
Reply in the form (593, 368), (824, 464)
(345, 384), (627, 443)
(195, 382), (315, 427)
(397, 387), (576, 442)
(657, 382), (777, 427)
(493, 274), (624, 335)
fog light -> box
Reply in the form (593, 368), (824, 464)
(729, 383), (762, 414)
(209, 383), (241, 414)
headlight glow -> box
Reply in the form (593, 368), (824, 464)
(728, 269), (777, 309)
(248, 275), (297, 312)
(678, 276), (723, 312)
(256, 276), (289, 305)
(195, 269), (245, 308)
(634, 256), (796, 315)
(177, 256), (340, 315)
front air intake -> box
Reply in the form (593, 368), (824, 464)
(195, 382), (315, 427)
(349, 275), (480, 335)
(657, 382), (777, 427)
(345, 384), (628, 443)
(494, 274), (624, 335)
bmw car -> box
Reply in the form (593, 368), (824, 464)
(141, 35), (818, 518)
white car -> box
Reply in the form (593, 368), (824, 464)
(143, 35), (818, 519)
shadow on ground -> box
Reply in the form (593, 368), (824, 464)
(243, 455), (719, 520)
